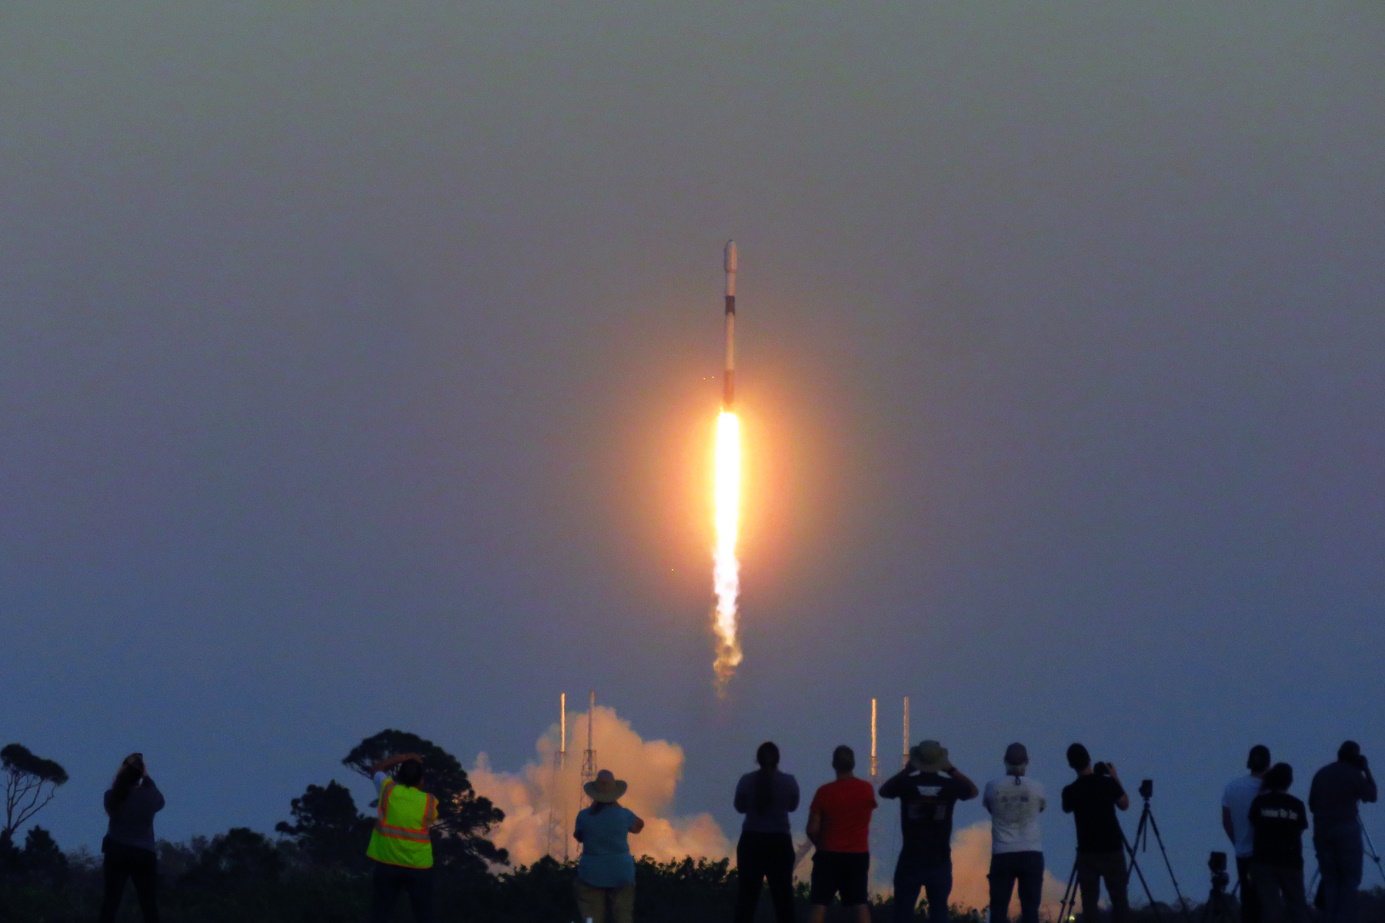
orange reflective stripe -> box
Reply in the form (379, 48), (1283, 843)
(377, 779), (393, 821)
(374, 779), (431, 840)
(377, 824), (431, 842)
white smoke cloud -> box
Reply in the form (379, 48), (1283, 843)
(473, 716), (1066, 920)
(469, 706), (732, 867)
(945, 821), (1067, 919)
(862, 818), (1066, 916)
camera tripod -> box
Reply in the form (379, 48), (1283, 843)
(1056, 828), (1167, 923)
(1126, 780), (1193, 923)
(1364, 816), (1385, 886)
(1198, 856), (1233, 923)
(1057, 780), (1193, 923)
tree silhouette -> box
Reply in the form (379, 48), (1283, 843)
(275, 780), (373, 872)
(0, 828), (19, 882)
(1, 744), (68, 837)
(20, 826), (68, 886)
(343, 729), (508, 874)
(182, 827), (285, 888)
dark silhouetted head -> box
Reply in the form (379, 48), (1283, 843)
(397, 759), (425, 787)
(1247, 745), (1271, 774)
(1339, 741), (1361, 763)
(756, 741), (780, 770)
(1004, 742), (1028, 775)
(106, 752), (147, 815)
(1263, 762), (1293, 792)
(832, 745), (855, 774)
(1067, 743), (1091, 771)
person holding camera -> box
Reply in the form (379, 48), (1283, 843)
(1060, 745), (1130, 923)
(1249, 762), (1309, 923)
(99, 752), (165, 923)
(574, 768), (645, 923)
(879, 739), (979, 923)
(1308, 741), (1377, 923)
(366, 752), (438, 923)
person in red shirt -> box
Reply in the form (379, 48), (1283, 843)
(807, 745), (878, 923)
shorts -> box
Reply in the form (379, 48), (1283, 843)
(810, 850), (870, 906)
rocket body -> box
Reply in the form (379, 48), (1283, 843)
(723, 240), (737, 408)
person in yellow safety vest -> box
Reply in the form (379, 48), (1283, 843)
(367, 752), (439, 923)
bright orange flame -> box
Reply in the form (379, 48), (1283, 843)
(712, 410), (742, 693)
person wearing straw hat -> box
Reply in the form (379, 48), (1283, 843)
(574, 768), (645, 923)
(880, 739), (978, 923)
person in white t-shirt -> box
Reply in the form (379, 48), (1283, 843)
(1222, 744), (1270, 923)
(984, 743), (1046, 923)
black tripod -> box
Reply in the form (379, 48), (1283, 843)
(1056, 827), (1160, 923)
(1363, 816), (1385, 886)
(1198, 854), (1233, 923)
(1058, 855), (1082, 923)
(1125, 780), (1193, 923)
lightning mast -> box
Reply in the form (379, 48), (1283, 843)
(544, 693), (570, 861)
(870, 697), (879, 779)
(902, 696), (911, 769)
(580, 690), (597, 799)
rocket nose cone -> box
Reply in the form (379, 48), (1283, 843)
(724, 240), (738, 274)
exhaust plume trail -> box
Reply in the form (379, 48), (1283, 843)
(469, 705), (731, 865)
(712, 241), (742, 694)
(712, 409), (742, 692)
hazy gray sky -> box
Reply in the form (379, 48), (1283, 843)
(3, 1), (1383, 894)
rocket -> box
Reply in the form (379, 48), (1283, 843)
(723, 240), (737, 408)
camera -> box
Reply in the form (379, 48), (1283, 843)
(1208, 851), (1230, 891)
(1094, 761), (1111, 777)
(1139, 779), (1153, 799)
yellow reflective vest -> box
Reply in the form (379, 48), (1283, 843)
(366, 778), (437, 869)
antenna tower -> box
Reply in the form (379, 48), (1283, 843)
(902, 696), (911, 769)
(870, 697), (879, 779)
(580, 690), (597, 799)
(544, 693), (570, 861)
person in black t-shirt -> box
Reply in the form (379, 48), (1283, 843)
(1060, 744), (1130, 923)
(879, 739), (978, 923)
(1249, 763), (1309, 923)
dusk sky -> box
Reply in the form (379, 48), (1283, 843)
(4, 2), (1383, 899)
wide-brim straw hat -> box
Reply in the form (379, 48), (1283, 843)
(910, 740), (949, 773)
(583, 768), (628, 803)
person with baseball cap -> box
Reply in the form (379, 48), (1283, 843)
(984, 743), (1047, 923)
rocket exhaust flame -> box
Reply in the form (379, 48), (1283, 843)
(712, 409), (742, 691)
(712, 241), (742, 694)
